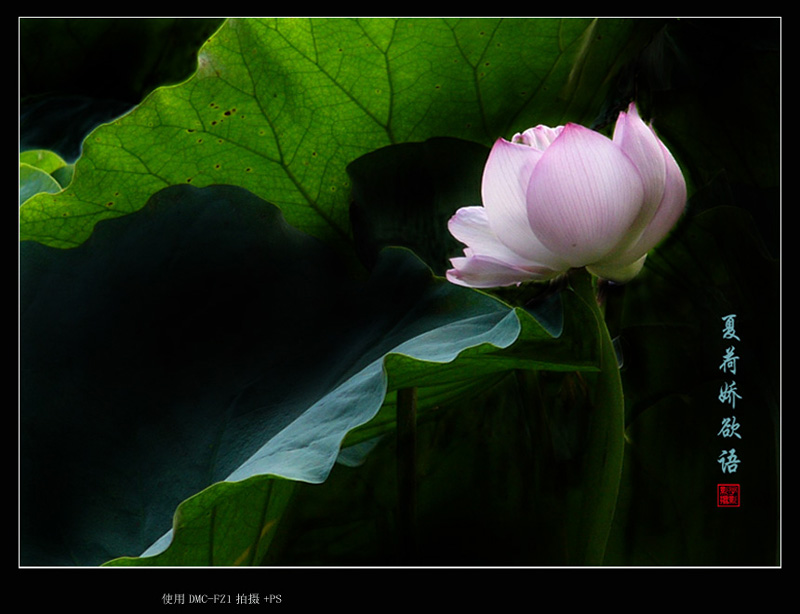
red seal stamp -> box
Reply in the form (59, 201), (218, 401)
(717, 483), (740, 507)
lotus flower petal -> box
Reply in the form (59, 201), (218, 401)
(512, 125), (564, 150)
(446, 206), (561, 287)
(613, 103), (667, 214)
(525, 123), (644, 266)
(620, 138), (687, 260)
(480, 139), (570, 271)
(449, 206), (550, 268)
(446, 254), (558, 288)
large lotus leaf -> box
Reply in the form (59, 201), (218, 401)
(19, 18), (654, 250)
(20, 184), (601, 566)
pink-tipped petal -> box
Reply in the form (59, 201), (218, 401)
(446, 255), (558, 288)
(480, 138), (571, 271)
(613, 103), (667, 211)
(448, 206), (538, 268)
(525, 123), (644, 266)
(607, 137), (687, 263)
(446, 206), (564, 288)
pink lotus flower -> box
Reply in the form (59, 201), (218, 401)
(446, 103), (686, 287)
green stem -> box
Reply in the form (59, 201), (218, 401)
(568, 267), (625, 565)
(396, 387), (418, 563)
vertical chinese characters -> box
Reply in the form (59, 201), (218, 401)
(717, 314), (742, 474)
